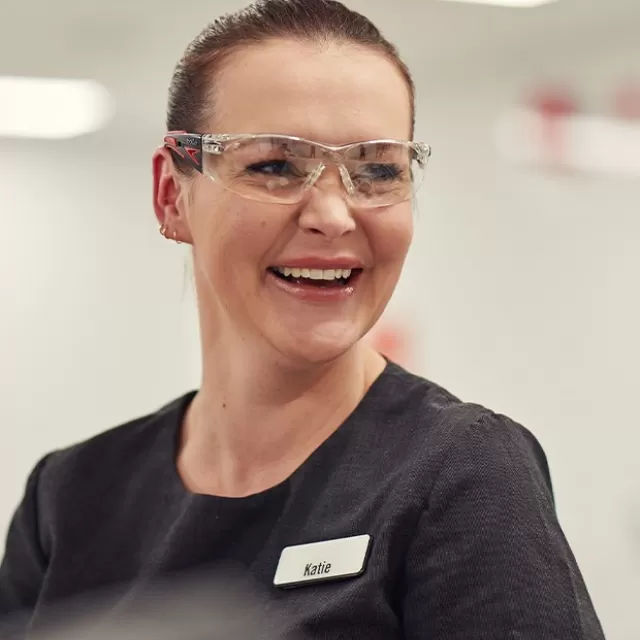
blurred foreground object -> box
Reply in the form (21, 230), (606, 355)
(1, 569), (301, 640)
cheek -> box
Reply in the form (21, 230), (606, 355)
(187, 187), (290, 275)
(369, 205), (414, 266)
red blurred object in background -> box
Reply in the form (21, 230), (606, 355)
(529, 88), (579, 169)
(614, 82), (640, 119)
(368, 322), (413, 369)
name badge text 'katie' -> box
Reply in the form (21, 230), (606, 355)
(273, 534), (371, 588)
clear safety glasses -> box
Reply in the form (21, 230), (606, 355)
(164, 132), (431, 209)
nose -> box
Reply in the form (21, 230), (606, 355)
(297, 170), (356, 240)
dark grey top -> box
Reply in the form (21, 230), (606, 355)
(0, 362), (605, 639)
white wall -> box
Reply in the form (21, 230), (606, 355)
(0, 134), (201, 522)
(1, 33), (639, 640)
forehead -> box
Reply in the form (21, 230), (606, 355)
(208, 39), (412, 143)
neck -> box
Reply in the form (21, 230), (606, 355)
(179, 298), (386, 497)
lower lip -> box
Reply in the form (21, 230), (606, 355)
(266, 270), (362, 302)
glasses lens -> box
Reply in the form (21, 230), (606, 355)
(202, 137), (428, 207)
(203, 136), (316, 204)
(343, 141), (428, 207)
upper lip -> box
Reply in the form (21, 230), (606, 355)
(270, 257), (365, 270)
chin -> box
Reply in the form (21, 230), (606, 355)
(273, 325), (363, 367)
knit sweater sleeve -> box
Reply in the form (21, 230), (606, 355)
(0, 455), (51, 636)
(401, 412), (605, 640)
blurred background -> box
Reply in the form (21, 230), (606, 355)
(1, 0), (639, 636)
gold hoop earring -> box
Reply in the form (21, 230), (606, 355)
(159, 224), (168, 238)
(172, 230), (182, 245)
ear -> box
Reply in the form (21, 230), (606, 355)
(152, 147), (194, 245)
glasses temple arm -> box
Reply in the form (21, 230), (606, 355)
(163, 132), (204, 173)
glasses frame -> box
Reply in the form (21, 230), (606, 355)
(163, 131), (432, 207)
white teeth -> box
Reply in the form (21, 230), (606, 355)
(274, 266), (355, 281)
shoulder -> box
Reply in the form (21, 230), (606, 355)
(38, 392), (195, 501)
(391, 365), (602, 638)
(371, 362), (552, 498)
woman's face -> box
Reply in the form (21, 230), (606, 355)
(161, 39), (414, 365)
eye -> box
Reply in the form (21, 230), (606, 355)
(245, 160), (302, 177)
(356, 163), (403, 181)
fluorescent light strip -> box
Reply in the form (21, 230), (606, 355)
(439, 0), (558, 7)
(0, 76), (113, 140)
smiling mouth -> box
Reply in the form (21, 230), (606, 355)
(268, 266), (362, 287)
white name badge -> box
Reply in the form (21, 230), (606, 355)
(273, 534), (372, 588)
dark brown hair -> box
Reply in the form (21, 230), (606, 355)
(167, 0), (415, 143)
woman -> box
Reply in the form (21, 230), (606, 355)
(0, 0), (604, 638)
